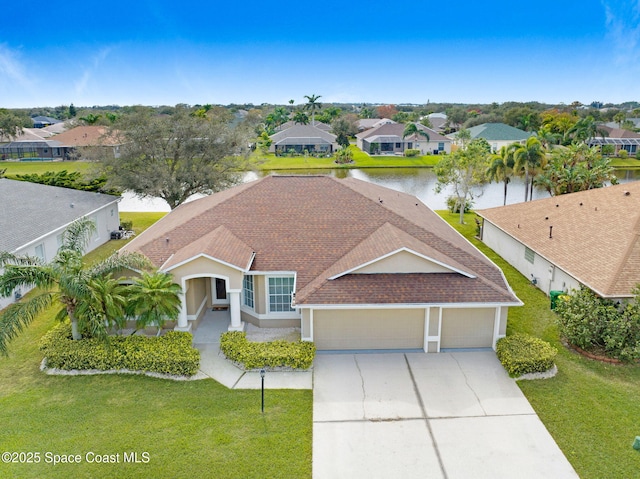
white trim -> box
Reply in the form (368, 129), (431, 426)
(299, 302), (521, 310)
(492, 306), (501, 350)
(265, 274), (297, 315)
(164, 253), (247, 273)
(187, 297), (208, 321)
(423, 308), (429, 352)
(159, 254), (174, 271)
(437, 308), (443, 352)
(329, 247), (475, 280)
(302, 309), (313, 342)
(246, 252), (256, 271)
(15, 202), (119, 253)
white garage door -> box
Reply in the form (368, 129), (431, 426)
(313, 309), (424, 350)
(440, 308), (495, 348)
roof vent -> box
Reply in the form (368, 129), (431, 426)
(624, 191), (631, 196)
(70, 203), (74, 208)
(549, 225), (553, 239)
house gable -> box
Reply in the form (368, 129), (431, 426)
(331, 248), (472, 277)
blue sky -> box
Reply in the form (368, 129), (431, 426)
(1, 1), (639, 108)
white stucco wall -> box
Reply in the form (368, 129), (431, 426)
(481, 220), (581, 296)
(0, 202), (120, 310)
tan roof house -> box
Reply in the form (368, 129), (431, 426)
(122, 175), (520, 351)
(477, 182), (640, 300)
(588, 126), (640, 156)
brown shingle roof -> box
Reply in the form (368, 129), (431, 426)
(477, 182), (640, 298)
(51, 126), (120, 146)
(123, 175), (519, 305)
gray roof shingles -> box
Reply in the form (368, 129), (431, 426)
(0, 179), (119, 253)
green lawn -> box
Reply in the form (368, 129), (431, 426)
(440, 211), (640, 479)
(252, 145), (440, 170)
(0, 160), (91, 177)
(610, 157), (640, 168)
(0, 212), (312, 479)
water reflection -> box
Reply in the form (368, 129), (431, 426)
(119, 167), (640, 212)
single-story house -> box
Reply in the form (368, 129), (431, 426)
(275, 121), (332, 132)
(0, 126), (120, 160)
(425, 113), (447, 132)
(449, 123), (533, 152)
(122, 175), (521, 351)
(356, 123), (451, 155)
(588, 126), (640, 156)
(357, 118), (396, 131)
(0, 179), (121, 309)
(31, 116), (63, 129)
(269, 125), (338, 155)
(477, 182), (640, 301)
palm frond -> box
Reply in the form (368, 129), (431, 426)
(0, 264), (57, 298)
(88, 252), (152, 279)
(60, 217), (96, 254)
(0, 292), (55, 356)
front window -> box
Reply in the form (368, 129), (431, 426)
(438, 142), (445, 151)
(243, 275), (254, 309)
(268, 276), (295, 313)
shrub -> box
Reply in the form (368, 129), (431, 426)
(496, 333), (557, 377)
(446, 195), (473, 213)
(220, 331), (315, 370)
(40, 322), (200, 376)
(334, 147), (354, 164)
(618, 149), (629, 159)
(555, 286), (640, 362)
(404, 149), (420, 157)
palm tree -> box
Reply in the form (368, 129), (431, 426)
(0, 218), (151, 355)
(567, 116), (608, 144)
(513, 137), (546, 201)
(486, 144), (517, 205)
(75, 274), (128, 339)
(126, 272), (182, 336)
(303, 94), (322, 126)
(402, 123), (430, 154)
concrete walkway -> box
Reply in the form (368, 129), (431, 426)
(313, 352), (578, 479)
(191, 310), (312, 389)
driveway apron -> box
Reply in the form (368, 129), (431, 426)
(312, 351), (578, 479)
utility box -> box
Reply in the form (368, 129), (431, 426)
(550, 290), (564, 310)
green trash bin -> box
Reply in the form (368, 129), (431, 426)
(550, 290), (563, 310)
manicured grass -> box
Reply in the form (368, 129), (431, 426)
(610, 157), (640, 168)
(0, 212), (312, 479)
(252, 145), (440, 171)
(0, 160), (91, 177)
(440, 211), (640, 479)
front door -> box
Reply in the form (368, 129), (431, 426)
(213, 278), (228, 305)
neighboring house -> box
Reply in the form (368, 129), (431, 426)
(269, 125), (338, 155)
(449, 123), (533, 152)
(275, 121), (332, 132)
(603, 118), (640, 130)
(0, 125), (120, 160)
(51, 126), (122, 159)
(477, 182), (640, 301)
(425, 113), (447, 132)
(31, 116), (63, 128)
(356, 123), (451, 155)
(357, 118), (396, 131)
(0, 179), (121, 310)
(122, 175), (521, 352)
(588, 126), (640, 156)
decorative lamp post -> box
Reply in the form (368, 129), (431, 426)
(260, 368), (266, 413)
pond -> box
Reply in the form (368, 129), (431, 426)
(118, 168), (640, 212)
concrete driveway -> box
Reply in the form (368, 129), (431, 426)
(313, 351), (578, 479)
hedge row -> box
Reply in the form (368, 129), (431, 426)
(220, 331), (315, 370)
(39, 323), (200, 376)
(496, 333), (557, 377)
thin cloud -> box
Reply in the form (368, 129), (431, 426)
(74, 47), (113, 97)
(602, 0), (640, 65)
(0, 44), (34, 92)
